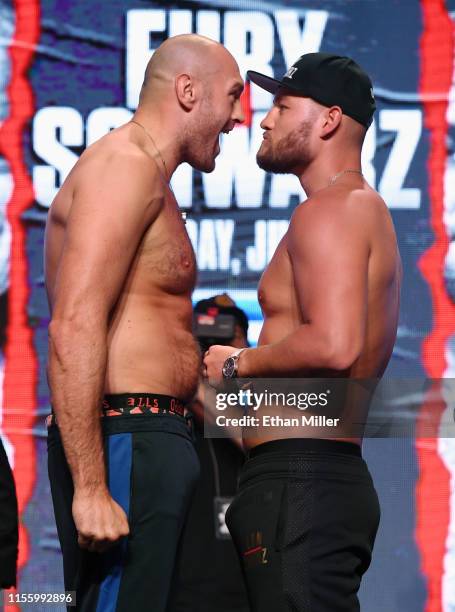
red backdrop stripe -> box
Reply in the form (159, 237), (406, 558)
(0, 0), (41, 603)
(417, 1), (454, 610)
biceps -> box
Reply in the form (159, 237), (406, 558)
(52, 220), (140, 320)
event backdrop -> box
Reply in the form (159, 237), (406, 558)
(0, 0), (455, 610)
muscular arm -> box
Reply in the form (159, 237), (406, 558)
(238, 196), (370, 377)
(47, 151), (161, 499)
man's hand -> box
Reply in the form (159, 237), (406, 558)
(72, 489), (130, 553)
(203, 344), (237, 386)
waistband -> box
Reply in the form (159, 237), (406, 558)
(248, 438), (362, 459)
(103, 393), (187, 417)
(46, 393), (188, 428)
(240, 438), (370, 488)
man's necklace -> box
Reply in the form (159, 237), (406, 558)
(328, 168), (363, 186)
(130, 119), (172, 188)
(129, 119), (188, 222)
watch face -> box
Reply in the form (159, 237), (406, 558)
(222, 357), (236, 379)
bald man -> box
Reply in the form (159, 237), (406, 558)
(45, 34), (244, 611)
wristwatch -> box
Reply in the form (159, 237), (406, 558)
(222, 348), (246, 379)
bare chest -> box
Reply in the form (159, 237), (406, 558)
(257, 233), (298, 318)
(135, 199), (197, 294)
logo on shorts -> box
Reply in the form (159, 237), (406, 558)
(243, 531), (268, 567)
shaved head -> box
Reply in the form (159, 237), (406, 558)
(140, 34), (238, 102)
(133, 34), (244, 174)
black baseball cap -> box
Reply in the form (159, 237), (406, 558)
(247, 52), (376, 128)
(194, 293), (249, 337)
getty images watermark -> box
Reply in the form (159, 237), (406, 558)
(214, 387), (340, 428)
(202, 378), (455, 438)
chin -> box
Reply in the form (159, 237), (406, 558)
(257, 155), (292, 175)
(256, 146), (274, 172)
(256, 153), (274, 172)
(194, 156), (216, 173)
(206, 155), (217, 172)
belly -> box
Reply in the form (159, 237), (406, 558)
(241, 398), (365, 450)
(105, 300), (200, 401)
(243, 433), (362, 450)
(249, 314), (370, 449)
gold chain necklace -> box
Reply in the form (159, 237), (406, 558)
(130, 119), (172, 187)
(129, 119), (189, 224)
(328, 168), (363, 186)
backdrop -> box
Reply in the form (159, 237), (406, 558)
(0, 0), (455, 610)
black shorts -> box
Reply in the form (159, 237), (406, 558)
(167, 419), (250, 612)
(47, 394), (200, 612)
(226, 439), (380, 612)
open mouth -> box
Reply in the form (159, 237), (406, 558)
(215, 125), (234, 152)
(221, 123), (234, 135)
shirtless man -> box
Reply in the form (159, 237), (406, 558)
(204, 53), (401, 611)
(45, 34), (244, 611)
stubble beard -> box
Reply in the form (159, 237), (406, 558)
(257, 121), (313, 174)
(184, 93), (221, 173)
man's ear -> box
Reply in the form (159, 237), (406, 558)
(175, 74), (197, 111)
(320, 106), (342, 139)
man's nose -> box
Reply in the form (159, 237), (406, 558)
(233, 98), (245, 124)
(260, 108), (275, 130)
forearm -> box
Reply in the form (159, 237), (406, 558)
(48, 320), (108, 493)
(238, 324), (335, 378)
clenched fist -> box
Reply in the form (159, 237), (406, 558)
(203, 344), (237, 386)
(73, 489), (130, 553)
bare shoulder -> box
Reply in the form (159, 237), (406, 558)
(73, 130), (162, 199)
(47, 128), (166, 235)
(289, 186), (387, 237)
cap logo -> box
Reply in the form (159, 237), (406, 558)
(284, 66), (298, 79)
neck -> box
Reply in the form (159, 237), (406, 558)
(297, 151), (363, 196)
(132, 110), (183, 180)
